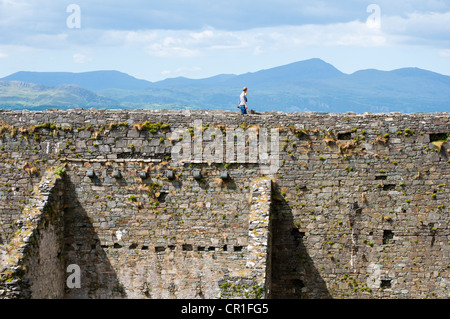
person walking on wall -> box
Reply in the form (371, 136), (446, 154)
(238, 87), (248, 115)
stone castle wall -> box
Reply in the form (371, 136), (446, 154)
(0, 109), (449, 299)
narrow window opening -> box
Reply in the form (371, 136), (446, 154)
(380, 279), (391, 289)
(158, 192), (168, 203)
(383, 230), (394, 244)
(155, 246), (165, 252)
(338, 132), (352, 140)
(292, 279), (305, 295)
(430, 133), (448, 142)
(383, 184), (395, 191)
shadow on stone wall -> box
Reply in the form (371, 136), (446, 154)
(63, 176), (126, 299)
(0, 235), (5, 275)
(270, 188), (332, 299)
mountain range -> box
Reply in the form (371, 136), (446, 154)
(1, 58), (449, 113)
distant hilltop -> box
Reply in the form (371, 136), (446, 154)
(1, 58), (449, 113)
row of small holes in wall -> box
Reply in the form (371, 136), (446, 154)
(103, 243), (245, 252)
(86, 169), (231, 181)
(338, 132), (447, 142)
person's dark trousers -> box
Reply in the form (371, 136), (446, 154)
(240, 105), (247, 115)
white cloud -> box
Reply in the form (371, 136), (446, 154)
(264, 22), (388, 48)
(174, 66), (201, 77)
(439, 49), (450, 57)
(99, 30), (158, 47)
(73, 53), (93, 64)
(382, 11), (450, 45)
(0, 52), (8, 59)
(253, 46), (263, 56)
(0, 2), (449, 55)
(158, 67), (201, 78)
(146, 42), (198, 58)
(0, 0), (33, 26)
(113, 21), (388, 60)
(123, 10), (450, 59)
(141, 29), (245, 58)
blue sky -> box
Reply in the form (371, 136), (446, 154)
(0, 0), (449, 81)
